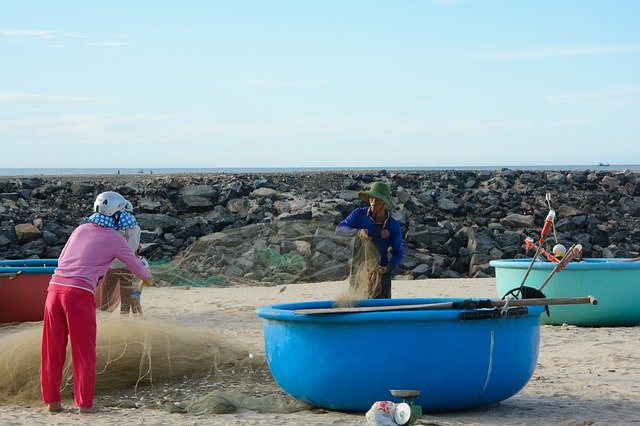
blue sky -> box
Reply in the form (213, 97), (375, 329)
(1, 1), (639, 168)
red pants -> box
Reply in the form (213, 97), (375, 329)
(41, 285), (96, 408)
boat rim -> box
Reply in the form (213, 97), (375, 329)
(490, 258), (640, 270)
(256, 297), (545, 323)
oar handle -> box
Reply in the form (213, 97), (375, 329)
(295, 301), (456, 315)
(294, 296), (597, 315)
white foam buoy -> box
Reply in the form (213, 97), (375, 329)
(553, 244), (567, 259)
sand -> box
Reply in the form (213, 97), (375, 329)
(1, 277), (639, 425)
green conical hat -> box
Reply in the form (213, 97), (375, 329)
(357, 182), (396, 210)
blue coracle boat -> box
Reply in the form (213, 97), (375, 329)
(492, 258), (640, 326)
(256, 298), (544, 412)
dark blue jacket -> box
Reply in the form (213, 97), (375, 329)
(336, 207), (404, 274)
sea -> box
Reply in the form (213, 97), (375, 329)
(0, 164), (638, 177)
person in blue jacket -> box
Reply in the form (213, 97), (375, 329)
(336, 181), (404, 298)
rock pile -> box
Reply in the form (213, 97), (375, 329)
(1, 169), (639, 280)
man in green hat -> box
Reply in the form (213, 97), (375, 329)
(336, 181), (404, 298)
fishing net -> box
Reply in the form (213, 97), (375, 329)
(0, 316), (260, 405)
(0, 219), (384, 413)
(334, 239), (382, 307)
(139, 220), (355, 289)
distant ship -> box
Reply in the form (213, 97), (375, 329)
(598, 162), (610, 167)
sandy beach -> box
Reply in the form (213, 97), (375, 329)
(1, 277), (639, 425)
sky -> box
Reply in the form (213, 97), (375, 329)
(0, 0), (639, 169)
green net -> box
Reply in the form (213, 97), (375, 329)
(143, 220), (351, 288)
(257, 247), (307, 283)
(149, 260), (227, 287)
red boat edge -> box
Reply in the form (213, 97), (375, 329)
(0, 259), (57, 324)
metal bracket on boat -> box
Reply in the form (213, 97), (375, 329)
(0, 271), (22, 280)
(500, 296), (512, 316)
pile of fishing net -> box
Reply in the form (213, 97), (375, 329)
(0, 315), (263, 405)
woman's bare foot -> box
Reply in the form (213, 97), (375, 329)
(47, 402), (63, 413)
(78, 406), (98, 414)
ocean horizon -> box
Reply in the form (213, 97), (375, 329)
(0, 164), (638, 177)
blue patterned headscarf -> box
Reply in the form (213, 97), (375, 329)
(84, 211), (137, 230)
(116, 211), (137, 230)
(85, 212), (118, 229)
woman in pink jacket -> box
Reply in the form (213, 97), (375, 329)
(41, 191), (151, 414)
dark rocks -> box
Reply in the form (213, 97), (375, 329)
(405, 225), (451, 250)
(136, 213), (184, 232)
(15, 223), (41, 244)
(0, 169), (639, 280)
(0, 234), (10, 247)
(500, 214), (535, 229)
(175, 196), (215, 213)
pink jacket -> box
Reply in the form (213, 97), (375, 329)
(50, 223), (150, 294)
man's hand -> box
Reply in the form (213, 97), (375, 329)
(373, 266), (389, 275)
(369, 266), (389, 283)
(358, 229), (370, 240)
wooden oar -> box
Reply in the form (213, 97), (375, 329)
(294, 296), (597, 315)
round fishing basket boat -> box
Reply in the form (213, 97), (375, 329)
(256, 297), (544, 412)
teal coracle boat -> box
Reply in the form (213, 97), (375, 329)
(491, 258), (640, 326)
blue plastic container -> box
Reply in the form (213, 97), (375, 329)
(256, 298), (544, 412)
(492, 258), (640, 326)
